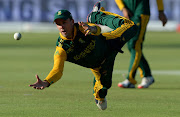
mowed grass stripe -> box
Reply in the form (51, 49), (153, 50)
(0, 32), (180, 117)
(113, 70), (180, 76)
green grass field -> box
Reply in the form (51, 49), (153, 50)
(0, 32), (180, 117)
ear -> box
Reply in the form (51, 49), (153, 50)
(71, 19), (74, 24)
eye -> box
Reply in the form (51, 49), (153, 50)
(62, 21), (67, 24)
(56, 23), (61, 26)
(57, 21), (66, 26)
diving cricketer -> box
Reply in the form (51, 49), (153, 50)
(29, 3), (137, 110)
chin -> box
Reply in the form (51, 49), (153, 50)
(61, 32), (67, 37)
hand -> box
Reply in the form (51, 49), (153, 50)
(78, 22), (97, 36)
(159, 11), (168, 26)
(29, 75), (50, 90)
(122, 7), (132, 19)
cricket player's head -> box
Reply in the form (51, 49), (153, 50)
(54, 9), (74, 39)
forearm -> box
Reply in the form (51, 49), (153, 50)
(44, 47), (66, 86)
(43, 80), (50, 87)
(156, 0), (164, 11)
(44, 68), (63, 85)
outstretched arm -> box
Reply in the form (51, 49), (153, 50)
(43, 47), (67, 85)
(29, 47), (67, 89)
(29, 75), (50, 90)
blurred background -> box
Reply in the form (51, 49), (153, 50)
(0, 1), (180, 116)
(0, 0), (180, 33)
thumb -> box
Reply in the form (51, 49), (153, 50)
(35, 74), (41, 82)
(85, 30), (90, 36)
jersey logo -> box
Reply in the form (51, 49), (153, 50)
(79, 38), (85, 43)
(54, 50), (60, 55)
(74, 40), (95, 61)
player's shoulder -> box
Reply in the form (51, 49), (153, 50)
(57, 36), (68, 48)
(54, 46), (67, 58)
(56, 36), (62, 47)
(56, 36), (73, 52)
(55, 37), (66, 55)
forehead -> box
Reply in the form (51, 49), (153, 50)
(54, 18), (70, 24)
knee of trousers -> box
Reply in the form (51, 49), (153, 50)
(100, 77), (112, 89)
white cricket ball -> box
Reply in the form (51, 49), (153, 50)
(14, 32), (22, 40)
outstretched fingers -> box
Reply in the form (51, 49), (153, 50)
(78, 22), (91, 36)
(29, 74), (43, 90)
(85, 30), (91, 36)
(35, 74), (41, 81)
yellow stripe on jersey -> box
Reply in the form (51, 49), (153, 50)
(128, 14), (149, 84)
(101, 11), (135, 40)
(44, 47), (67, 84)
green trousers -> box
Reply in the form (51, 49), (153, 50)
(123, 0), (152, 84)
(89, 10), (137, 99)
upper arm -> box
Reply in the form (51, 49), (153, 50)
(115, 0), (125, 11)
(53, 47), (67, 69)
(44, 47), (67, 84)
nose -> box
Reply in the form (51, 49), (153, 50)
(60, 24), (66, 29)
(57, 25), (64, 30)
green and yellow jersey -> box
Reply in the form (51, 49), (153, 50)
(44, 23), (111, 85)
(115, 0), (164, 14)
(44, 10), (137, 86)
(115, 0), (165, 84)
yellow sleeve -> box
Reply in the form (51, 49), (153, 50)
(44, 47), (67, 85)
(79, 23), (101, 36)
(115, 0), (125, 11)
(156, 0), (164, 11)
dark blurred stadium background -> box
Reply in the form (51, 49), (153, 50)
(0, 0), (180, 33)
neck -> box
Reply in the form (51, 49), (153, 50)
(67, 28), (74, 39)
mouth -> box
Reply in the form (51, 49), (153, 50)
(61, 30), (66, 33)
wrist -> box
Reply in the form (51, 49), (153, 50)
(122, 7), (127, 11)
(91, 26), (97, 34)
(43, 80), (50, 87)
(159, 10), (164, 13)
